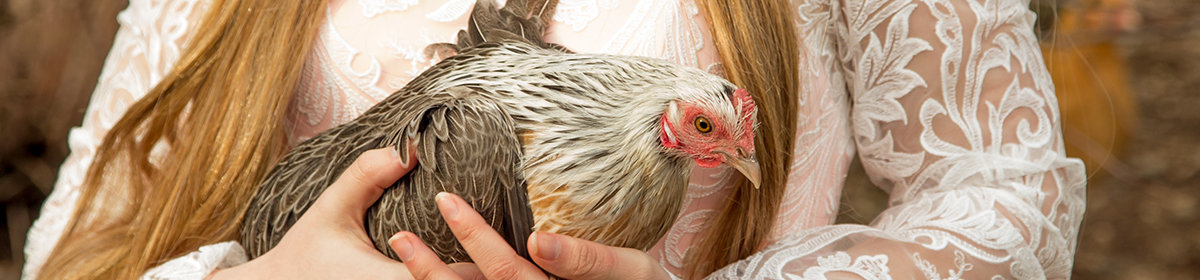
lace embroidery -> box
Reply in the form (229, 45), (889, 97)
(554, 0), (619, 31)
(913, 251), (974, 280)
(287, 15), (402, 143)
(321, 16), (390, 101)
(425, 0), (477, 22)
(703, 62), (724, 77)
(359, 0), (419, 18)
(846, 2), (929, 182)
(293, 80), (334, 127)
(800, 252), (891, 280)
(1008, 247), (1045, 280)
(597, 0), (703, 68)
(656, 167), (730, 269)
(712, 0), (1083, 277)
(905, 0), (1057, 201)
(770, 0), (854, 241)
(878, 191), (1025, 263)
(658, 209), (714, 268)
(380, 29), (457, 87)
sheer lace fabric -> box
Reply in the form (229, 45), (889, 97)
(709, 0), (1086, 278)
(22, 0), (1083, 279)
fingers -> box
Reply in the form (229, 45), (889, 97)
(311, 143), (418, 221)
(446, 263), (486, 280)
(389, 232), (468, 280)
(530, 232), (670, 280)
(436, 192), (546, 280)
(390, 231), (488, 280)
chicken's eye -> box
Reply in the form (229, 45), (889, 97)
(695, 116), (712, 133)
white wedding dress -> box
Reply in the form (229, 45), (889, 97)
(23, 0), (1086, 279)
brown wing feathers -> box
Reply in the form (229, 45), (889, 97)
(241, 84), (530, 263)
(366, 90), (527, 263)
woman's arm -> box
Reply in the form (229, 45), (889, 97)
(709, 0), (1086, 278)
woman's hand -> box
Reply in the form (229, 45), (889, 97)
(394, 192), (673, 280)
(210, 147), (427, 279)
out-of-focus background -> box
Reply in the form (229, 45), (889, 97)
(1, 0), (128, 278)
(0, 0), (1195, 279)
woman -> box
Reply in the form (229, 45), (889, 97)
(25, 0), (1086, 278)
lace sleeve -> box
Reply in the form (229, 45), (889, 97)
(708, 0), (1087, 278)
(21, 0), (212, 278)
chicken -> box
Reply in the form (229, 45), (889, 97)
(239, 0), (760, 264)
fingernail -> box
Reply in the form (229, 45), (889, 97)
(436, 192), (458, 219)
(390, 233), (414, 262)
(534, 232), (560, 261)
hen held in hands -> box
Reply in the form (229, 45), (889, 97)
(240, 0), (760, 264)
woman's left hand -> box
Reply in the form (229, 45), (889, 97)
(392, 192), (673, 280)
(210, 147), (420, 279)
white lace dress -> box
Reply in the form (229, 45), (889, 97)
(22, 0), (1086, 279)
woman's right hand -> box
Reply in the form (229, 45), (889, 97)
(208, 146), (478, 279)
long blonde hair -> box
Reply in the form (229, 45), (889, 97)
(39, 0), (324, 278)
(38, 0), (797, 278)
(691, 0), (798, 277)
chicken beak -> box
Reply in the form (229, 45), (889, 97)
(718, 151), (761, 189)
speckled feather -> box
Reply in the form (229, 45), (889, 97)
(240, 0), (749, 264)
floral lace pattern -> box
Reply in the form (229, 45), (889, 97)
(709, 0), (1085, 278)
(553, 0), (618, 31)
(359, 0), (419, 18)
(23, 0), (1084, 279)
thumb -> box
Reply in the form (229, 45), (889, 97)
(529, 232), (670, 280)
(310, 143), (419, 221)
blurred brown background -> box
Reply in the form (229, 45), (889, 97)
(1, 0), (129, 278)
(1, 0), (1196, 279)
